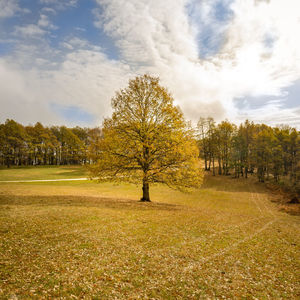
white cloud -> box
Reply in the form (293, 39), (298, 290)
(39, 0), (78, 10)
(0, 58), (63, 124)
(62, 37), (89, 50)
(237, 99), (300, 128)
(13, 13), (57, 39)
(38, 14), (57, 29)
(14, 24), (46, 37)
(1, 0), (300, 128)
(0, 49), (132, 126)
(38, 14), (50, 27)
(92, 0), (300, 126)
(41, 7), (56, 14)
(0, 0), (20, 18)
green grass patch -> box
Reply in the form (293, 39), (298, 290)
(0, 165), (88, 181)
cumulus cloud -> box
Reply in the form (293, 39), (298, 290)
(0, 58), (62, 124)
(92, 0), (300, 125)
(0, 49), (132, 126)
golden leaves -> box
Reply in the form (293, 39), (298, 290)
(89, 75), (204, 193)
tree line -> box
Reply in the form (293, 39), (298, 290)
(0, 119), (102, 167)
(197, 117), (300, 196)
(0, 113), (299, 197)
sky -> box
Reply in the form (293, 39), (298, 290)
(0, 0), (299, 128)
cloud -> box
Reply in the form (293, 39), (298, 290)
(13, 13), (57, 42)
(0, 0), (30, 18)
(38, 14), (58, 30)
(41, 7), (56, 14)
(236, 99), (300, 128)
(14, 24), (46, 37)
(1, 0), (300, 128)
(0, 0), (18, 18)
(0, 48), (132, 126)
(39, 0), (78, 10)
(93, 0), (300, 126)
(62, 37), (90, 51)
(0, 58), (63, 124)
(38, 14), (49, 27)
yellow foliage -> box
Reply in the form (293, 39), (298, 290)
(89, 75), (203, 200)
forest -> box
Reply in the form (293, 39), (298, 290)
(197, 117), (299, 197)
(0, 119), (101, 167)
(0, 118), (299, 196)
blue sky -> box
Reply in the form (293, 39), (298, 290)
(0, 0), (299, 128)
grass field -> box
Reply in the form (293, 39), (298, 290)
(0, 167), (299, 299)
(0, 165), (88, 181)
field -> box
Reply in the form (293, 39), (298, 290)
(0, 165), (88, 181)
(0, 166), (299, 299)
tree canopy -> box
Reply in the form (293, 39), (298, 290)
(89, 74), (203, 202)
(0, 119), (102, 167)
(197, 117), (300, 198)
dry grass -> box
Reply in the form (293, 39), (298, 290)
(0, 169), (299, 299)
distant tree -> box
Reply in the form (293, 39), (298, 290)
(71, 127), (89, 164)
(59, 126), (83, 165)
(87, 127), (102, 164)
(89, 75), (203, 202)
(253, 125), (273, 182)
(1, 119), (26, 167)
(289, 128), (300, 190)
(25, 122), (48, 165)
(197, 117), (216, 172)
(233, 120), (256, 178)
(0, 124), (6, 166)
(216, 120), (236, 175)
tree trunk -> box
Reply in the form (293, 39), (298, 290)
(140, 181), (150, 202)
(218, 158), (222, 175)
(6, 157), (10, 168)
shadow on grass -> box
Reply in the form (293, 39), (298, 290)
(0, 195), (183, 211)
(57, 169), (88, 177)
(201, 173), (266, 194)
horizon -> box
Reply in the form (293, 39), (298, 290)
(0, 0), (300, 128)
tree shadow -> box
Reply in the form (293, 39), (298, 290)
(0, 195), (183, 211)
(201, 173), (266, 194)
(57, 169), (88, 177)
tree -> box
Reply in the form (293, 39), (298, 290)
(89, 74), (203, 202)
(197, 117), (216, 172)
(253, 125), (273, 182)
(1, 119), (26, 167)
(59, 126), (83, 165)
(216, 120), (236, 175)
(87, 127), (102, 164)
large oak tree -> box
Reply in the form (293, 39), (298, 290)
(89, 75), (203, 201)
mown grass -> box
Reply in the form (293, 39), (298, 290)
(0, 168), (299, 299)
(0, 165), (88, 181)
